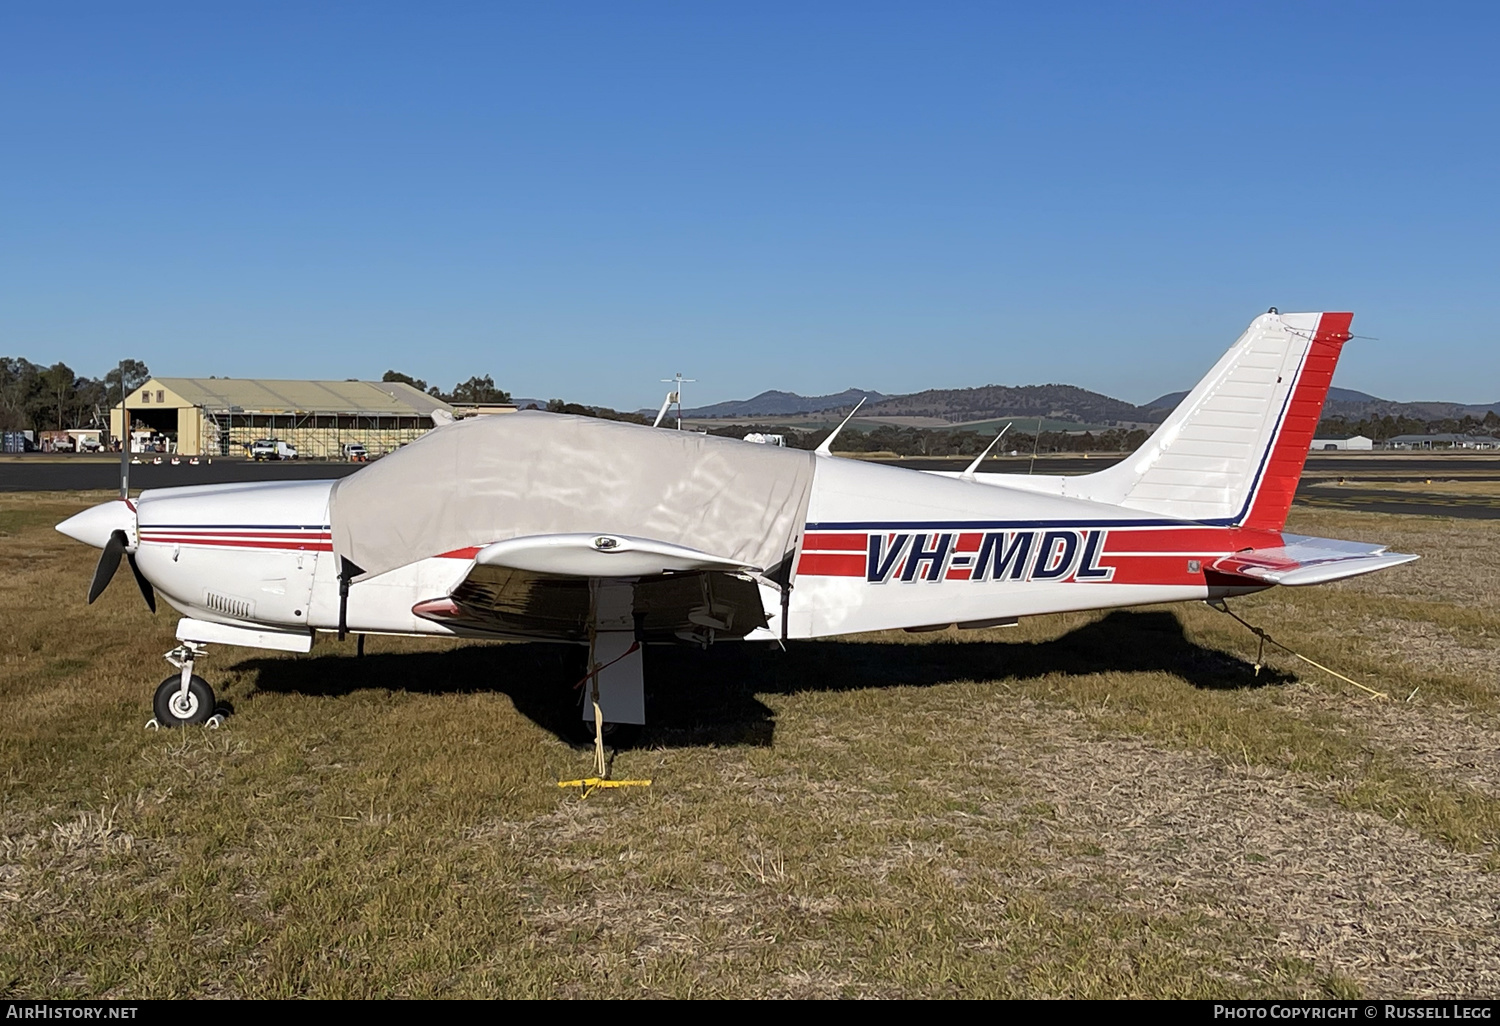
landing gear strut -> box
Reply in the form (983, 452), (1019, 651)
(148, 642), (224, 729)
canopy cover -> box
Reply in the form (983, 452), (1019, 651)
(328, 412), (817, 582)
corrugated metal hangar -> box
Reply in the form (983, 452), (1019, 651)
(110, 378), (465, 457)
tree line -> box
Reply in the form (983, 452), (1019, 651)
(381, 371), (512, 405)
(0, 358), (150, 434)
(1314, 411), (1500, 441)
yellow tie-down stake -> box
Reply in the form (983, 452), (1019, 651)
(558, 777), (652, 798)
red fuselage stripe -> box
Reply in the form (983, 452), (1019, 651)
(797, 552), (865, 577)
(801, 532), (868, 552)
(138, 537), (334, 546)
(140, 537), (333, 551)
(794, 524), (1290, 585)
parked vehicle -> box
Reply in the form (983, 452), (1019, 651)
(342, 442), (369, 462)
(131, 431), (172, 454)
(250, 439), (298, 461)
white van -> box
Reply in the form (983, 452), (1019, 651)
(250, 439), (298, 461)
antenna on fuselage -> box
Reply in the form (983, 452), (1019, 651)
(117, 359), (130, 499)
(960, 423), (1011, 482)
(814, 397), (866, 457)
(1027, 416), (1042, 475)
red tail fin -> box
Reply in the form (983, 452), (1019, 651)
(1240, 312), (1352, 530)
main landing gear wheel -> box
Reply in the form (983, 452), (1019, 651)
(153, 675), (215, 727)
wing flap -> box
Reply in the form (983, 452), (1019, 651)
(1212, 533), (1418, 586)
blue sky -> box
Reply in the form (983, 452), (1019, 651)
(3, 2), (1497, 408)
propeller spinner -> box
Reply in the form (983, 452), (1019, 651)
(58, 499), (156, 613)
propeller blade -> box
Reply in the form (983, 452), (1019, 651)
(126, 552), (156, 613)
(87, 530), (127, 604)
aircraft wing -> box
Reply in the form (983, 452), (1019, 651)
(1212, 534), (1418, 587)
(472, 533), (758, 577)
(411, 533), (776, 642)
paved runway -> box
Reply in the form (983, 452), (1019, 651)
(5, 452), (1499, 518)
(0, 458), (363, 492)
(1291, 486), (1500, 519)
(885, 453), (1500, 480)
(879, 454), (1500, 517)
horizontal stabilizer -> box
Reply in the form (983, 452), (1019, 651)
(1212, 534), (1418, 587)
(475, 533), (759, 578)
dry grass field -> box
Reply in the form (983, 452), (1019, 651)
(1, 491), (1497, 998)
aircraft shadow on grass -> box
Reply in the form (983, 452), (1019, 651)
(233, 610), (1292, 750)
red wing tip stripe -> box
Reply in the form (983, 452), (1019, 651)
(412, 598), (461, 618)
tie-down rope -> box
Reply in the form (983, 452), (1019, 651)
(560, 639), (652, 792)
(1210, 600), (1393, 701)
(570, 640), (642, 690)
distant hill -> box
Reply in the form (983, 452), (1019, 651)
(1144, 386), (1500, 422)
(1322, 398), (1499, 421)
(861, 383), (1161, 426)
(1144, 387), (1383, 411)
(682, 382), (1163, 426)
(674, 379), (1496, 432)
(683, 388), (887, 419)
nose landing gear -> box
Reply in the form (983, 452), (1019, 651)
(153, 674), (215, 726)
(147, 642), (225, 729)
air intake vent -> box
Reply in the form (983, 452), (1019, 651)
(203, 590), (254, 620)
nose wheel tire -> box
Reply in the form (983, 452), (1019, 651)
(153, 675), (216, 727)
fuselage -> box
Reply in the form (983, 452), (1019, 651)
(99, 455), (1271, 645)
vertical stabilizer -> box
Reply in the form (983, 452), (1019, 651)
(1237, 312), (1352, 528)
(1073, 311), (1352, 527)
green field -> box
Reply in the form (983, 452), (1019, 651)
(1, 492), (1496, 997)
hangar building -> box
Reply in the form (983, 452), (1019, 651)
(110, 378), (460, 458)
(1308, 434), (1373, 451)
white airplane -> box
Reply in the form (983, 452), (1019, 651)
(59, 310), (1416, 758)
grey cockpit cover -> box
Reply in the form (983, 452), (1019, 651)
(328, 412), (817, 583)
